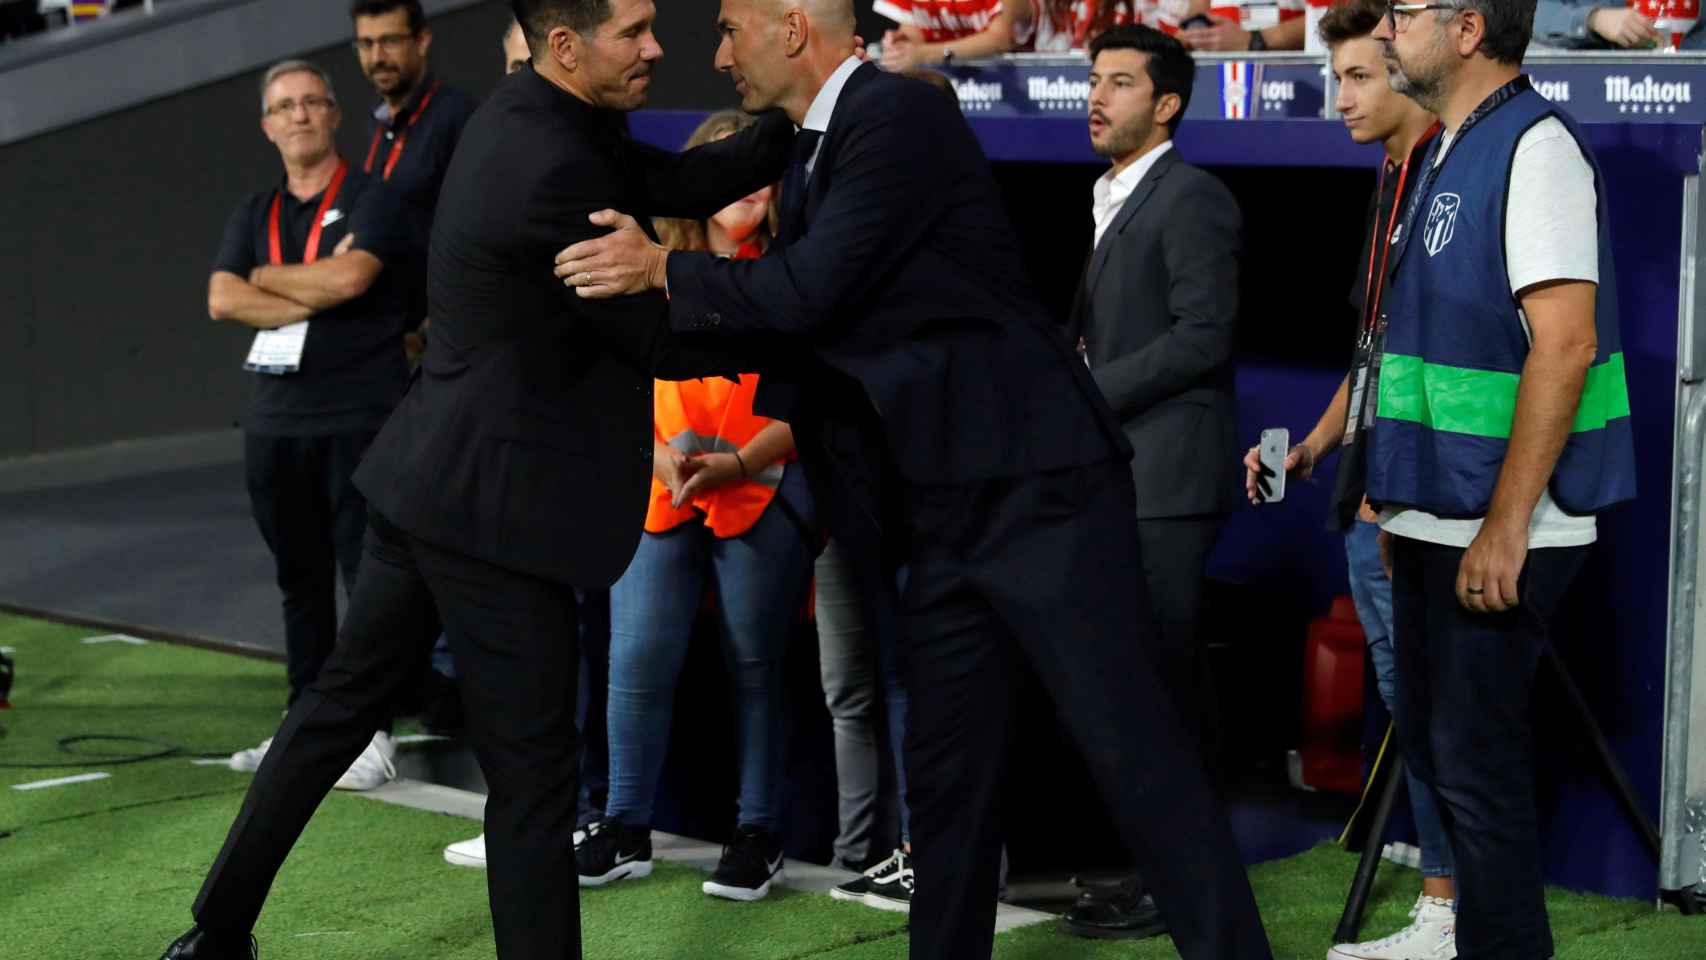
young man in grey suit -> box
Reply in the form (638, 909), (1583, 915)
(1059, 23), (1245, 943)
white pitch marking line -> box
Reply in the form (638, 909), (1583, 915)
(392, 734), (449, 745)
(12, 772), (111, 791)
(0, 646), (14, 654)
(191, 759), (231, 766)
(290, 932), (354, 938)
(81, 634), (148, 646)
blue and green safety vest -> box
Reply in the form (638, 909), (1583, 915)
(1367, 84), (1635, 519)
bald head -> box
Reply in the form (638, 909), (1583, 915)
(786, 0), (854, 36)
(716, 0), (859, 122)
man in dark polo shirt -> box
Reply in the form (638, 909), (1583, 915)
(349, 0), (477, 340)
(348, 0), (476, 730)
(208, 57), (412, 793)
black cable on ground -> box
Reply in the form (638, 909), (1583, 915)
(0, 733), (182, 769)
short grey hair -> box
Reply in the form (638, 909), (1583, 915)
(1460, 0), (1535, 65)
(259, 59), (338, 115)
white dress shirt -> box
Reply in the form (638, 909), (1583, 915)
(799, 55), (865, 176)
(1091, 140), (1173, 249)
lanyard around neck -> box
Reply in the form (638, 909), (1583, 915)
(1361, 123), (1440, 339)
(268, 158), (349, 266)
(363, 80), (442, 181)
(1395, 76), (1531, 248)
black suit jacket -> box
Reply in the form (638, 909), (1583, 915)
(665, 64), (1129, 558)
(354, 66), (792, 587)
(1068, 148), (1243, 519)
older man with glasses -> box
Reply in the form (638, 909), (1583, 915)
(1365, 1), (1637, 958)
(207, 58), (417, 796)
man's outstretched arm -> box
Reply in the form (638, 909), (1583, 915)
(526, 158), (784, 380)
(625, 111), (796, 222)
(554, 100), (947, 336)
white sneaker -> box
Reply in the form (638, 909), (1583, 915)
(333, 731), (397, 791)
(444, 833), (486, 868)
(228, 737), (273, 772)
(1327, 896), (1456, 960)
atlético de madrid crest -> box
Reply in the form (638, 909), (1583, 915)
(1424, 193), (1461, 257)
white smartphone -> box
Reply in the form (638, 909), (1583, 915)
(1259, 427), (1290, 503)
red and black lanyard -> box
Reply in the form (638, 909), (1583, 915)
(267, 158), (350, 266)
(1359, 158), (1410, 344)
(363, 80), (442, 181)
(1360, 122), (1442, 346)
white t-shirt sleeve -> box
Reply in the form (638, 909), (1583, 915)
(1505, 117), (1599, 296)
(873, 0), (917, 25)
(1383, 117), (1604, 550)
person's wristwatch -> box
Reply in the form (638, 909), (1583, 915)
(1247, 28), (1268, 51)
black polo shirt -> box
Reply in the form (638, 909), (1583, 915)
(363, 74), (477, 320)
(212, 163), (413, 437)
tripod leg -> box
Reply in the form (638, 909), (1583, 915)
(1541, 643), (1662, 859)
(1334, 753), (1407, 943)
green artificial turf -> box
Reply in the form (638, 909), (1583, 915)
(3, 611), (1704, 959)
(8, 791), (911, 960)
(0, 613), (285, 831)
(815, 844), (1706, 960)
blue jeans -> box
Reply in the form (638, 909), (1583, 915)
(1346, 519), (1454, 880)
(605, 468), (816, 831)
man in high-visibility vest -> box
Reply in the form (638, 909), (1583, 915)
(1368, 1), (1635, 957)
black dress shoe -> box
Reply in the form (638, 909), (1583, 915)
(1057, 875), (1168, 940)
(159, 926), (256, 959)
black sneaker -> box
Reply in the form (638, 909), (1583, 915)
(831, 872), (873, 903)
(829, 850), (890, 905)
(576, 818), (653, 887)
(842, 847), (912, 913)
(702, 824), (785, 901)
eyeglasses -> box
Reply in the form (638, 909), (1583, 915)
(352, 33), (417, 55)
(264, 95), (336, 118)
(1386, 1), (1461, 31)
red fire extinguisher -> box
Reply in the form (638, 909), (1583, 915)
(1288, 596), (1365, 794)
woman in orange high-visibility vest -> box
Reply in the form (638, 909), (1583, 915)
(575, 112), (816, 903)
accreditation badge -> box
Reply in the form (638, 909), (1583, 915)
(1342, 317), (1386, 446)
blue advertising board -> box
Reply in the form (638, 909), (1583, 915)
(937, 51), (1705, 125)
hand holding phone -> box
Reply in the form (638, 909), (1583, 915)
(1254, 427), (1289, 504)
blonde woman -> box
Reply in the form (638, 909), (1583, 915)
(575, 111), (815, 904)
